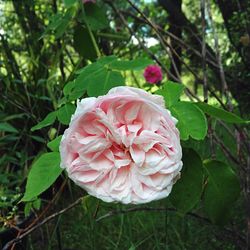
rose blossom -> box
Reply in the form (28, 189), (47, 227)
(60, 87), (182, 204)
(143, 65), (163, 84)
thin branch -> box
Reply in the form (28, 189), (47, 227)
(206, 0), (232, 109)
(3, 197), (84, 250)
(200, 0), (208, 103)
(96, 206), (209, 223)
(125, 0), (181, 81)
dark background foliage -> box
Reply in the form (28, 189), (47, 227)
(0, 0), (249, 249)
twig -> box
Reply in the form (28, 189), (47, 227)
(200, 0), (208, 103)
(3, 197), (84, 250)
(96, 206), (209, 223)
(125, 0), (181, 81)
(206, 0), (232, 109)
(105, 0), (178, 82)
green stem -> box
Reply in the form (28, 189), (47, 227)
(80, 1), (101, 58)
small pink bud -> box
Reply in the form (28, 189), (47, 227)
(143, 65), (163, 84)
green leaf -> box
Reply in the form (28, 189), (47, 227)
(74, 63), (104, 92)
(95, 55), (118, 66)
(31, 111), (57, 132)
(24, 198), (41, 217)
(84, 4), (109, 31)
(55, 18), (70, 39)
(47, 135), (63, 152)
(22, 152), (62, 201)
(30, 135), (46, 143)
(195, 102), (248, 124)
(0, 122), (18, 133)
(73, 25), (98, 60)
(63, 81), (75, 96)
(64, 0), (77, 7)
(87, 68), (125, 97)
(156, 81), (185, 108)
(170, 102), (208, 140)
(75, 56), (117, 75)
(109, 58), (153, 71)
(203, 160), (241, 225)
(57, 103), (76, 125)
(170, 148), (203, 214)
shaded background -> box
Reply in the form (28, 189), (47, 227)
(0, 0), (249, 249)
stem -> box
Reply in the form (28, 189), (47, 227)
(80, 1), (101, 58)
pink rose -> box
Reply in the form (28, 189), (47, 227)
(60, 87), (182, 204)
(143, 65), (163, 84)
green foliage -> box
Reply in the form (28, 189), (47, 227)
(22, 152), (62, 201)
(195, 102), (248, 124)
(109, 58), (153, 71)
(203, 160), (241, 225)
(67, 56), (152, 99)
(170, 102), (208, 140)
(57, 103), (76, 125)
(156, 81), (185, 107)
(64, 0), (77, 7)
(24, 198), (41, 217)
(31, 111), (57, 132)
(87, 68), (125, 97)
(83, 3), (109, 31)
(73, 25), (98, 60)
(0, 0), (247, 247)
(0, 122), (18, 133)
(170, 148), (204, 214)
(43, 7), (76, 39)
(47, 135), (63, 152)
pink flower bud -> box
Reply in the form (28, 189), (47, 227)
(143, 65), (163, 84)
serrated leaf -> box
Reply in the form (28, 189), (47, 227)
(47, 135), (62, 152)
(22, 152), (62, 201)
(195, 102), (248, 124)
(57, 103), (76, 125)
(31, 111), (57, 132)
(170, 148), (203, 214)
(87, 68), (125, 97)
(109, 58), (153, 71)
(203, 160), (241, 225)
(74, 64), (104, 92)
(156, 81), (185, 108)
(170, 102), (208, 140)
(0, 122), (18, 133)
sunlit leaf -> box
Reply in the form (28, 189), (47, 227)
(87, 68), (125, 97)
(156, 81), (185, 108)
(47, 135), (62, 152)
(22, 152), (62, 201)
(170, 102), (207, 140)
(109, 58), (153, 71)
